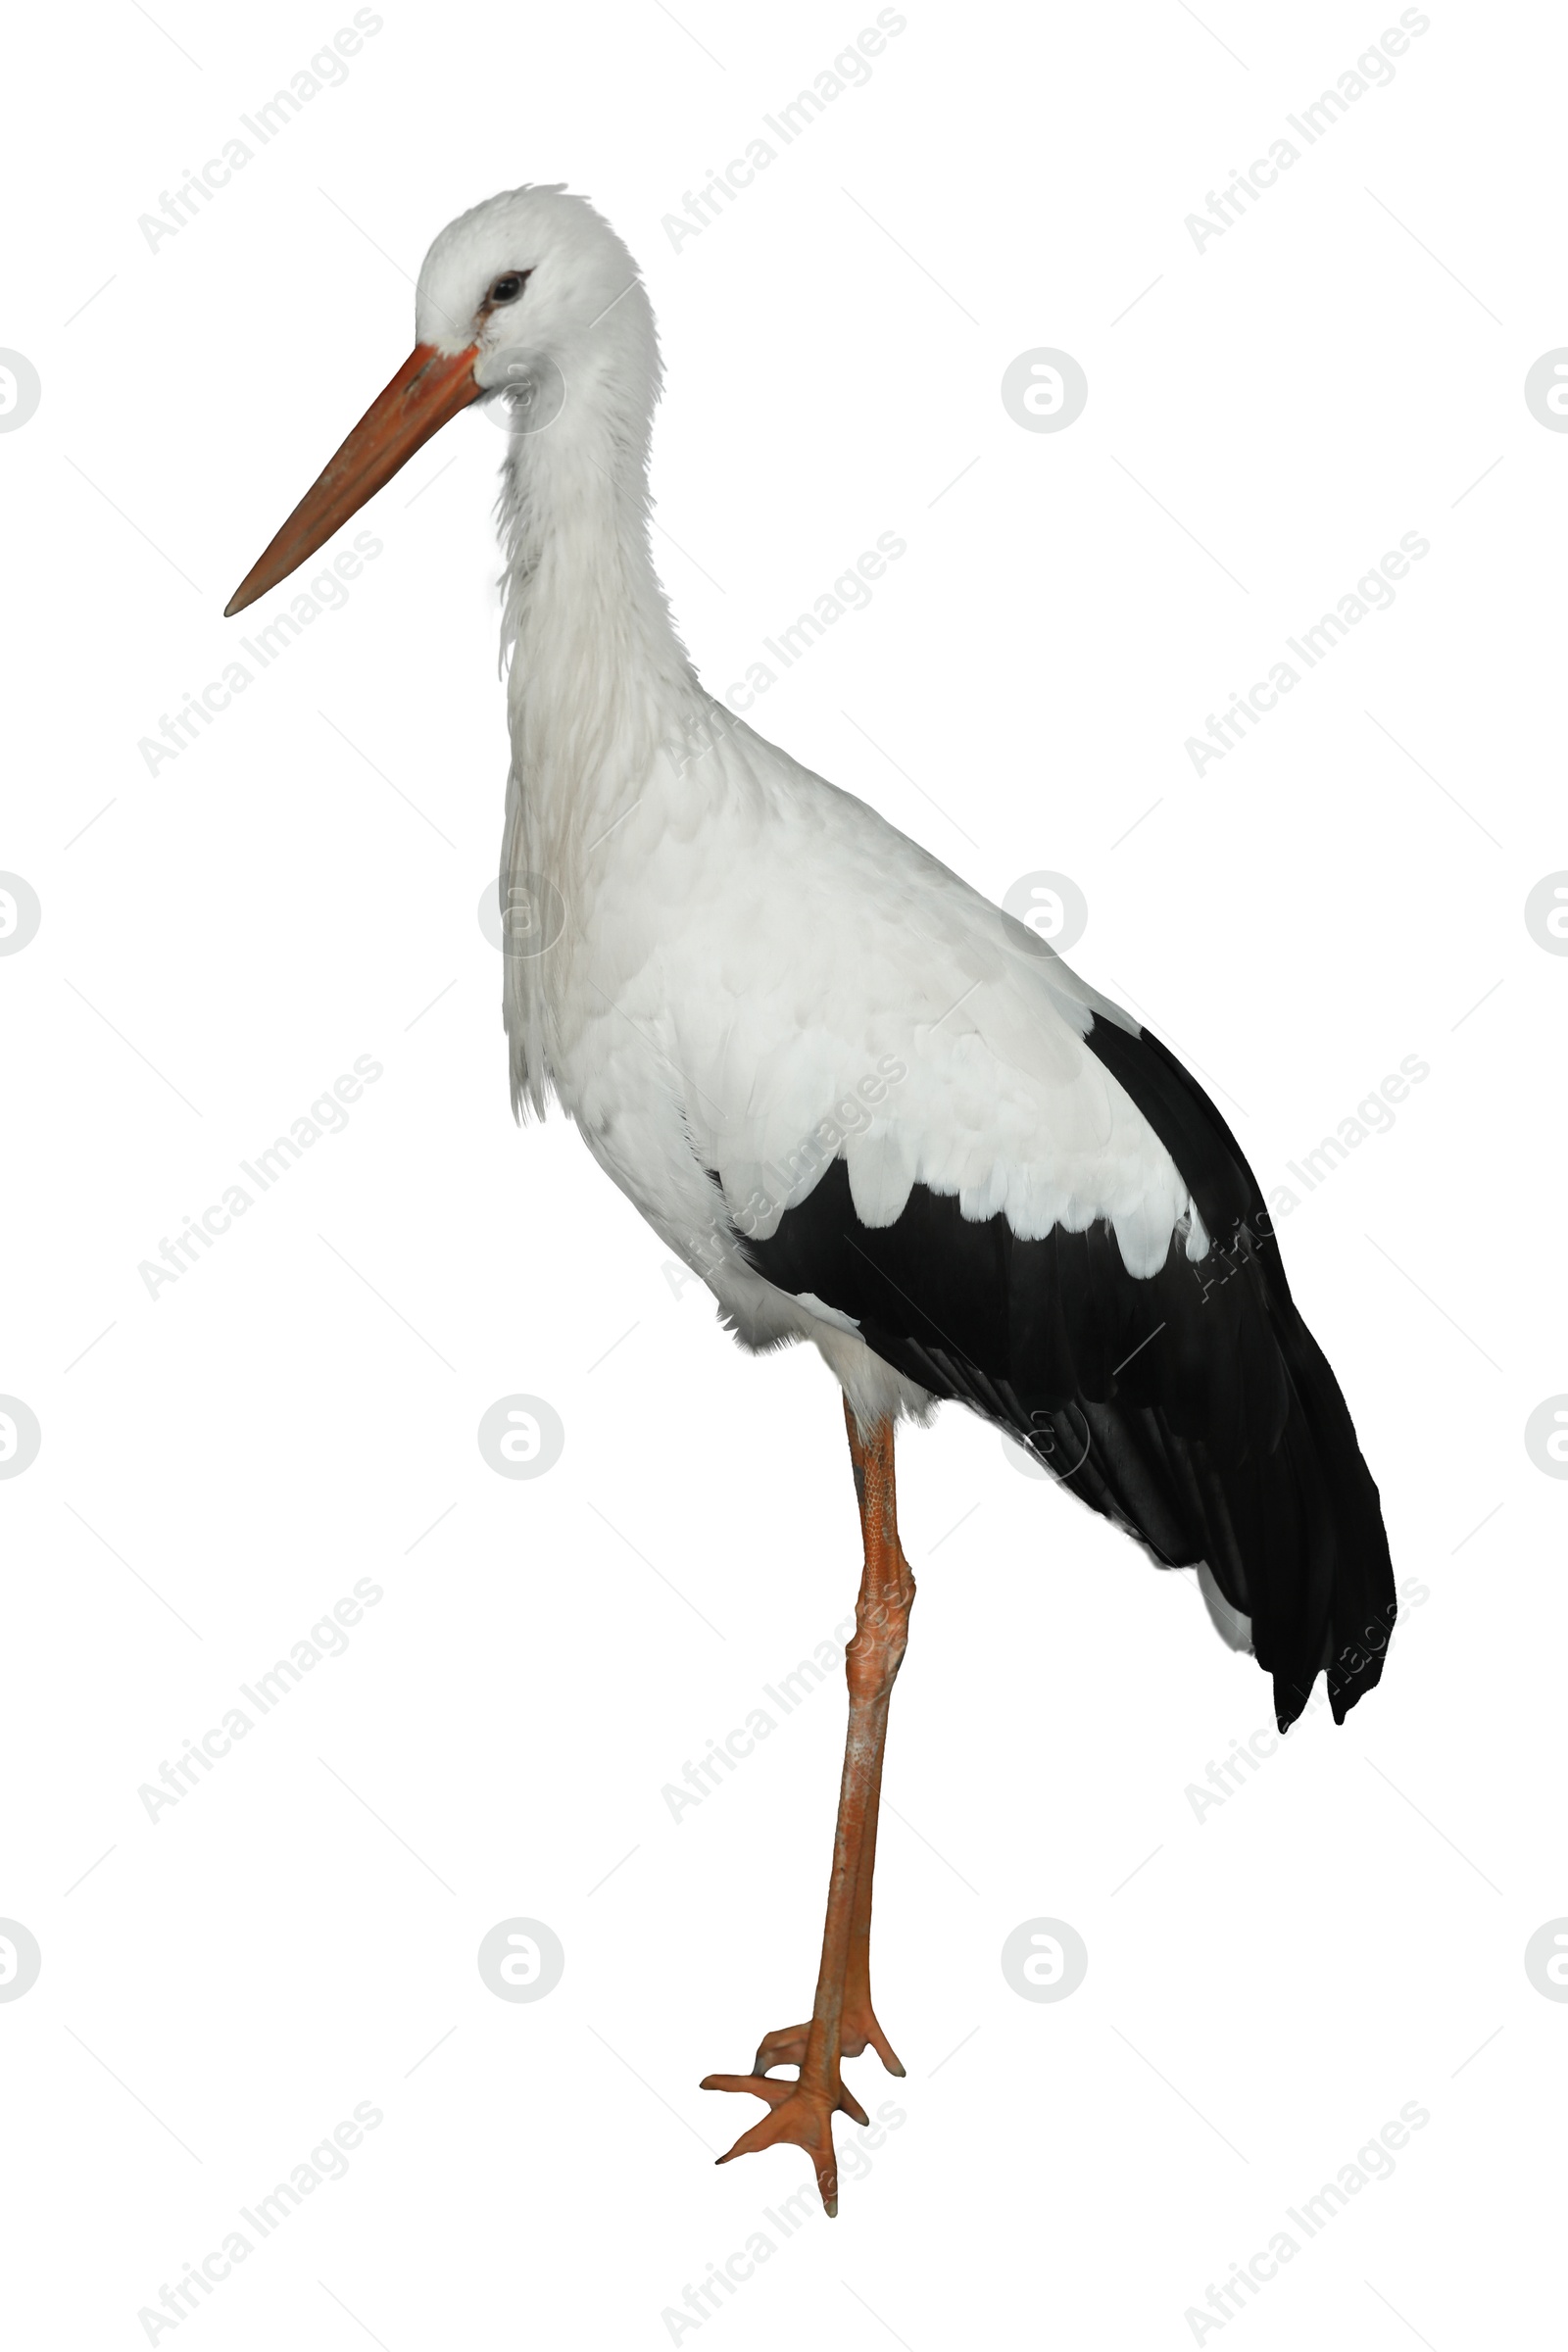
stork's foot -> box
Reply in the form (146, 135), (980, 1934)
(699, 2069), (864, 2215)
(752, 2004), (906, 2081)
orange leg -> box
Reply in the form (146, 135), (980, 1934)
(701, 1398), (915, 2214)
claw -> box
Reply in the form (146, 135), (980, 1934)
(841, 2083), (870, 2128)
(857, 2015), (906, 2079)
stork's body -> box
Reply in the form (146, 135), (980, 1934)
(227, 184), (1396, 2215)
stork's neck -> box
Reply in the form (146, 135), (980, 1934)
(498, 408), (701, 887)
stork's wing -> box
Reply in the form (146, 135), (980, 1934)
(638, 739), (1394, 1730)
(738, 1008), (1396, 1736)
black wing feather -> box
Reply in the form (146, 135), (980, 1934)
(740, 1015), (1396, 1732)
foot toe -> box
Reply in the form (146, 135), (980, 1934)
(700, 2071), (794, 2110)
(701, 2070), (848, 2211)
(753, 2021), (811, 2076)
(862, 2019), (906, 2078)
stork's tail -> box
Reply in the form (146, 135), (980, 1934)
(1061, 1016), (1397, 1734)
(1258, 1286), (1396, 1728)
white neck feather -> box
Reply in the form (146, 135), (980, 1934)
(494, 311), (705, 1117)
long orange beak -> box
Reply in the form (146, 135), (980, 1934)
(224, 342), (482, 615)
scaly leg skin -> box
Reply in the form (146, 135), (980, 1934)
(749, 1680), (906, 2081)
(748, 1499), (906, 2081)
(701, 1397), (915, 2214)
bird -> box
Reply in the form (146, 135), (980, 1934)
(225, 183), (1396, 2216)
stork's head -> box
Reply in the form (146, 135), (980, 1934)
(225, 184), (654, 615)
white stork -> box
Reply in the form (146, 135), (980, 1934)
(226, 184), (1396, 2216)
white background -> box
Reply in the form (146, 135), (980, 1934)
(3, 2), (1564, 2344)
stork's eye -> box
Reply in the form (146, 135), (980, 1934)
(489, 272), (527, 306)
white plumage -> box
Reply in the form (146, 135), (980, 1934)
(406, 188), (1210, 1429)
